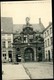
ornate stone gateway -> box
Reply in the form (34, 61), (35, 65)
(12, 17), (44, 63)
(24, 48), (34, 62)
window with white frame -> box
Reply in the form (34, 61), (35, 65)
(29, 35), (33, 42)
(3, 54), (6, 57)
(46, 51), (47, 60)
(48, 38), (49, 46)
(3, 53), (6, 60)
(23, 35), (27, 43)
(45, 32), (46, 37)
(50, 27), (52, 34)
(8, 41), (11, 48)
(45, 40), (47, 47)
(51, 49), (53, 59)
(50, 37), (53, 45)
(47, 30), (49, 35)
(2, 41), (6, 48)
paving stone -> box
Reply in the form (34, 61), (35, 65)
(2, 63), (30, 80)
(22, 62), (53, 79)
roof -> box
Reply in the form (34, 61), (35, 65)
(1, 17), (13, 33)
(1, 17), (45, 33)
(13, 23), (45, 33)
(43, 22), (52, 32)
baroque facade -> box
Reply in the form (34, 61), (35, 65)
(13, 17), (44, 62)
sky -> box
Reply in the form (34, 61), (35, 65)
(1, 0), (52, 28)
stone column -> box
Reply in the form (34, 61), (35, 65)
(6, 49), (9, 62)
(21, 34), (24, 43)
(13, 47), (16, 63)
(21, 48), (25, 62)
(34, 47), (36, 61)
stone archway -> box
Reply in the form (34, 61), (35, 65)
(24, 48), (34, 62)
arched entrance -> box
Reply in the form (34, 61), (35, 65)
(24, 48), (34, 62)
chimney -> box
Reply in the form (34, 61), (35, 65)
(39, 18), (41, 24)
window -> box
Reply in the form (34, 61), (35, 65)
(44, 41), (46, 47)
(46, 51), (47, 60)
(51, 49), (53, 59)
(23, 37), (26, 43)
(45, 40), (47, 47)
(2, 41), (6, 48)
(17, 48), (20, 51)
(23, 35), (28, 43)
(29, 35), (33, 39)
(47, 30), (49, 35)
(2, 50), (6, 52)
(47, 39), (49, 46)
(3, 54), (5, 56)
(50, 37), (53, 45)
(46, 50), (47, 53)
(38, 47), (41, 50)
(3, 54), (6, 57)
(29, 39), (33, 42)
(45, 32), (46, 37)
(18, 36), (21, 40)
(24, 37), (26, 41)
(8, 41), (11, 48)
(50, 27), (52, 34)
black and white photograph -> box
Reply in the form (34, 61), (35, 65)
(1, 0), (53, 79)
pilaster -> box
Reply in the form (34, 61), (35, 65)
(34, 47), (36, 61)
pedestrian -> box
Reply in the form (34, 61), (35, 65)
(9, 58), (11, 62)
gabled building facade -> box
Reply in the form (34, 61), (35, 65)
(1, 17), (13, 63)
(43, 22), (53, 61)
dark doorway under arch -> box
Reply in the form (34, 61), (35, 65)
(24, 48), (34, 62)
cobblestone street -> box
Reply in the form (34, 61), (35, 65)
(2, 63), (30, 80)
(2, 62), (53, 79)
(22, 62), (53, 79)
